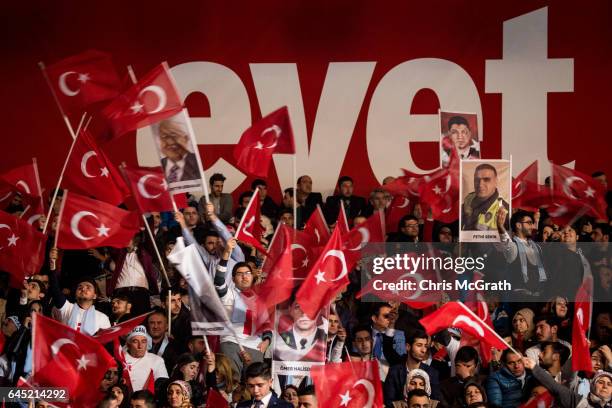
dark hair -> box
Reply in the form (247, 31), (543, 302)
(278, 208), (293, 218)
(464, 381), (488, 403)
(398, 215), (419, 232)
(337, 176), (353, 187)
(298, 384), (316, 397)
(501, 348), (520, 364)
(283, 187), (294, 197)
(371, 303), (392, 318)
(244, 362), (271, 380)
(210, 173), (226, 185)
(448, 115), (469, 129)
(251, 179), (267, 190)
(130, 390), (156, 407)
(171, 353), (199, 380)
(540, 341), (571, 366)
(407, 388), (430, 402)
(239, 191), (253, 205)
(26, 278), (46, 294)
(594, 223), (610, 237)
(466, 403), (488, 408)
(351, 324), (372, 341)
(455, 346), (480, 366)
(160, 285), (186, 301)
(283, 384), (299, 395)
(511, 210), (534, 234)
(474, 163), (497, 177)
(534, 314), (560, 329)
(407, 329), (429, 346)
(592, 171), (605, 178)
(232, 262), (253, 278)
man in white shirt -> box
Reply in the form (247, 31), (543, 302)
(123, 325), (169, 392)
(236, 363), (293, 408)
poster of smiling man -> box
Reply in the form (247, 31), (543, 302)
(460, 159), (511, 242)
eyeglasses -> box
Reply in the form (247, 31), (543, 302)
(519, 220), (534, 225)
(235, 271), (252, 277)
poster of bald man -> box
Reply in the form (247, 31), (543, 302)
(151, 109), (206, 194)
(460, 159), (511, 242)
(440, 110), (481, 168)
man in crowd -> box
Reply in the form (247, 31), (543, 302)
(325, 176), (367, 224)
(296, 175), (324, 228)
(486, 349), (532, 408)
(146, 309), (179, 373)
(123, 325), (168, 391)
(199, 172), (233, 223)
(297, 385), (318, 408)
(252, 179), (279, 220)
(237, 362), (293, 407)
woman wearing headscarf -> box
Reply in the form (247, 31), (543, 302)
(512, 308), (535, 353)
(166, 380), (194, 408)
(462, 381), (488, 407)
(391, 369), (439, 408)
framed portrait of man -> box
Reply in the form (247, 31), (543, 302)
(440, 110), (481, 168)
(150, 109), (206, 194)
(459, 159), (511, 242)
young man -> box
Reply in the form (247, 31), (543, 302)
(439, 346), (482, 407)
(383, 330), (441, 405)
(486, 349), (532, 408)
(297, 385), (318, 408)
(537, 341), (571, 383)
(199, 172), (233, 223)
(406, 389), (431, 408)
(325, 176), (367, 223)
(236, 362), (293, 407)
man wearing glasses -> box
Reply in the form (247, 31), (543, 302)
(214, 242), (272, 374)
(497, 209), (548, 297)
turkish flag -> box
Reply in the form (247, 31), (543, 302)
(0, 160), (43, 199)
(519, 391), (554, 408)
(386, 195), (414, 234)
(311, 360), (383, 408)
(512, 160), (544, 211)
(44, 49), (122, 116)
(336, 201), (350, 235)
(93, 312), (152, 345)
(101, 62), (183, 139)
(539, 194), (590, 227)
(296, 226), (356, 319)
(419, 151), (459, 223)
(303, 204), (331, 246)
(420, 302), (508, 351)
(233, 106), (295, 177)
(56, 191), (141, 249)
(63, 130), (130, 205)
(121, 165), (187, 213)
(342, 210), (385, 265)
(384, 168), (435, 198)
(0, 210), (47, 286)
(572, 276), (593, 373)
(551, 162), (607, 219)
(292, 228), (321, 279)
(206, 388), (229, 408)
(32, 314), (115, 407)
(235, 188), (268, 254)
(463, 279), (495, 367)
(248, 224), (294, 334)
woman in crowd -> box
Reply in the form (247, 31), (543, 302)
(512, 308), (535, 353)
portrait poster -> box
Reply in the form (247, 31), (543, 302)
(440, 110), (480, 168)
(459, 159), (511, 242)
(271, 299), (328, 395)
(150, 108), (207, 194)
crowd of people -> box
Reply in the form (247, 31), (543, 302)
(0, 169), (610, 408)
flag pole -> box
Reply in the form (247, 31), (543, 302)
(457, 301), (522, 357)
(203, 335), (211, 355)
(42, 113), (87, 233)
(182, 108), (210, 203)
(50, 190), (68, 271)
(32, 158), (45, 213)
(38, 61), (77, 138)
(293, 155), (297, 231)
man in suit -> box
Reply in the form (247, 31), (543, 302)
(157, 117), (200, 183)
(276, 301), (327, 362)
(198, 173), (233, 223)
(325, 176), (367, 224)
(296, 175), (324, 227)
(237, 362), (293, 408)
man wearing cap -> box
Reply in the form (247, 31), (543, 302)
(48, 248), (111, 335)
(124, 325), (169, 392)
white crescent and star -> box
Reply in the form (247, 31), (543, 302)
(576, 308), (584, 326)
(396, 197), (410, 209)
(132, 85), (167, 114)
(314, 249), (348, 284)
(137, 174), (165, 199)
(0, 223), (17, 251)
(347, 227), (370, 252)
(562, 176), (587, 200)
(452, 315), (485, 337)
(50, 338), (78, 356)
(513, 180), (525, 199)
(255, 125), (282, 150)
(290, 244), (309, 270)
(70, 211), (110, 241)
(548, 203), (567, 218)
(15, 180), (31, 195)
(242, 216), (255, 238)
(80, 151), (109, 178)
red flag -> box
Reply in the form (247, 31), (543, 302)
(462, 276), (495, 367)
(572, 276), (593, 373)
(56, 191), (141, 249)
(292, 228), (321, 279)
(121, 165), (187, 212)
(342, 210), (385, 265)
(385, 195), (414, 234)
(384, 168), (435, 198)
(551, 163), (607, 219)
(540, 195), (589, 227)
(0, 161), (43, 199)
(32, 314), (115, 408)
(519, 391), (554, 408)
(512, 160), (544, 211)
(303, 204), (331, 246)
(233, 106), (295, 177)
(101, 62), (183, 138)
(206, 388), (229, 408)
(235, 188), (267, 254)
(0, 210), (47, 286)
(93, 312), (152, 345)
(44, 50), (121, 115)
(63, 130), (130, 205)
(144, 370), (155, 393)
(296, 226), (355, 319)
(420, 302), (508, 351)
(311, 360), (384, 408)
(336, 201), (350, 235)
(419, 151), (459, 223)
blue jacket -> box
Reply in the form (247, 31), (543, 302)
(236, 393), (293, 407)
(485, 366), (531, 408)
